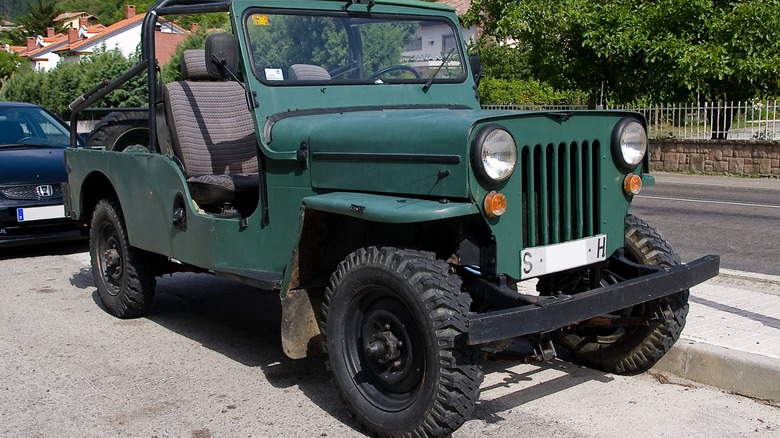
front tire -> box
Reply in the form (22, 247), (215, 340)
(554, 214), (689, 374)
(321, 247), (483, 437)
(90, 198), (155, 318)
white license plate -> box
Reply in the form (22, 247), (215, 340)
(16, 205), (66, 222)
(520, 234), (607, 279)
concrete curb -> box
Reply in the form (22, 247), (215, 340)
(652, 338), (780, 403)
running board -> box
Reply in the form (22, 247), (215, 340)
(213, 268), (283, 290)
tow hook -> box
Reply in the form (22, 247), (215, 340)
(526, 334), (557, 363)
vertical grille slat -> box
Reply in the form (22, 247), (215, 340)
(521, 140), (600, 248)
(549, 145), (559, 244)
(526, 147), (536, 247)
(538, 147), (549, 245)
(574, 144), (584, 239)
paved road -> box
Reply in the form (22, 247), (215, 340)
(631, 173), (780, 276)
(2, 243), (779, 437)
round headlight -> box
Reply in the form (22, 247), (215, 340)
(472, 125), (517, 183)
(612, 119), (647, 170)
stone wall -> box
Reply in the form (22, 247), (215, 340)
(649, 139), (780, 177)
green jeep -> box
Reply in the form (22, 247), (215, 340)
(64, 0), (719, 436)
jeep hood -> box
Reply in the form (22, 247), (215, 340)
(265, 108), (518, 199)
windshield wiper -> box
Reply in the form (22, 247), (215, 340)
(422, 48), (456, 93)
(0, 143), (28, 149)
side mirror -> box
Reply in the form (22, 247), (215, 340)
(205, 33), (239, 79)
(468, 54), (483, 87)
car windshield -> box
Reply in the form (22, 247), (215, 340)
(0, 107), (71, 147)
(244, 11), (465, 86)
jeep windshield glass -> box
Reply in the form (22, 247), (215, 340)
(244, 12), (465, 86)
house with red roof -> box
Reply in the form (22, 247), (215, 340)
(21, 5), (189, 72)
(54, 11), (100, 30)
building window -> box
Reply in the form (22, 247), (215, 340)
(442, 34), (456, 52)
(404, 36), (422, 51)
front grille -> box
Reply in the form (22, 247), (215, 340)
(520, 141), (601, 248)
(0, 184), (62, 200)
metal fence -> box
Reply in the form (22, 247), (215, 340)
(483, 101), (779, 141)
(608, 101), (779, 140)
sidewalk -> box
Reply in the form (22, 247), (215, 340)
(653, 269), (780, 403)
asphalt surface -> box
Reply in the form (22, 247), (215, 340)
(2, 242), (779, 437)
(631, 173), (780, 276)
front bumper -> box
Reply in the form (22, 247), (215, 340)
(467, 255), (720, 345)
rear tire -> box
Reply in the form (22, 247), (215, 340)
(321, 246), (483, 437)
(90, 198), (155, 318)
(554, 214), (689, 374)
(86, 111), (149, 152)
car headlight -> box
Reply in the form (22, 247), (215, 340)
(471, 124), (517, 183)
(612, 118), (647, 170)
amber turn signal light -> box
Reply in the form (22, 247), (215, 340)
(623, 174), (642, 196)
(484, 191), (507, 218)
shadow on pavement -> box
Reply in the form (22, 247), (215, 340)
(76, 270), (619, 433)
(0, 239), (88, 260)
(117, 272), (357, 432)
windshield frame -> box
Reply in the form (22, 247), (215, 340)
(241, 8), (467, 88)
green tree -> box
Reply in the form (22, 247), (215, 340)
(0, 49), (24, 83)
(1, 47), (146, 117)
(0, 65), (44, 103)
(464, 0), (780, 105)
(6, 0), (59, 44)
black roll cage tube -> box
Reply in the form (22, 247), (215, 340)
(67, 0), (231, 150)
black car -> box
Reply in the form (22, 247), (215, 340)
(0, 102), (83, 247)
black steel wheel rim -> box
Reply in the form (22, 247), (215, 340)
(97, 221), (124, 296)
(341, 284), (425, 412)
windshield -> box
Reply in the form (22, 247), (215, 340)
(244, 11), (465, 86)
(0, 107), (71, 147)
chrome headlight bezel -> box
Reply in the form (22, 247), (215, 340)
(471, 124), (517, 184)
(611, 118), (647, 171)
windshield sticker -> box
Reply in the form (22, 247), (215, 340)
(265, 68), (284, 81)
(252, 15), (269, 26)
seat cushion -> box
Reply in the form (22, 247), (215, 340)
(188, 173), (259, 208)
(288, 64), (332, 81)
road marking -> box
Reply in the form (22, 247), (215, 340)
(655, 180), (780, 191)
(636, 195), (780, 209)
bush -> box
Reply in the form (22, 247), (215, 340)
(478, 77), (587, 106)
(0, 47), (147, 117)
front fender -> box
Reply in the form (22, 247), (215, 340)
(301, 192), (479, 224)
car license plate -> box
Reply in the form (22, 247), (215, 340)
(520, 234), (607, 279)
(17, 205), (66, 222)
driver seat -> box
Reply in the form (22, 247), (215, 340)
(163, 43), (259, 213)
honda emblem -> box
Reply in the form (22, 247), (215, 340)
(35, 185), (54, 198)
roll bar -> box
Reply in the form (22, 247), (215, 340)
(68, 0), (231, 150)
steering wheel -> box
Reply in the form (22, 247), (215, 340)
(369, 65), (421, 80)
(16, 136), (32, 144)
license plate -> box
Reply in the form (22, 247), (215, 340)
(17, 205), (66, 222)
(520, 234), (607, 279)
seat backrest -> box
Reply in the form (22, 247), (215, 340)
(288, 64), (331, 81)
(0, 120), (25, 144)
(164, 48), (258, 177)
